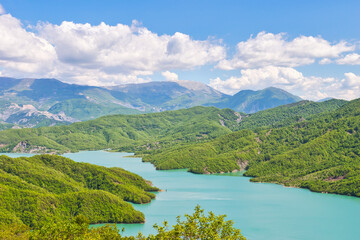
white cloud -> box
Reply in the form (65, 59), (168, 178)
(161, 71), (179, 81)
(319, 58), (332, 64)
(0, 4), (5, 15)
(0, 14), (56, 75)
(0, 15), (225, 85)
(217, 32), (354, 70)
(209, 66), (360, 100)
(342, 72), (360, 88)
(36, 21), (225, 79)
(336, 53), (360, 65)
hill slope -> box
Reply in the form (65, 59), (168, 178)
(214, 87), (302, 113)
(0, 154), (158, 228)
(143, 98), (360, 197)
(0, 99), (346, 154)
(0, 106), (241, 153)
(236, 99), (347, 130)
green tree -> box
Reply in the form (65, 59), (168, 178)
(137, 205), (246, 240)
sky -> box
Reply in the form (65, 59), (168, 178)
(0, 0), (360, 100)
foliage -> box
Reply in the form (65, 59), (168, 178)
(237, 99), (347, 130)
(0, 206), (246, 240)
(0, 106), (240, 153)
(0, 154), (158, 228)
(144, 98), (360, 197)
(142, 205), (246, 240)
(0, 122), (14, 131)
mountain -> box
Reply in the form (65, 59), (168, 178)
(213, 87), (302, 113)
(107, 80), (226, 111)
(0, 77), (303, 129)
(0, 77), (227, 128)
(317, 97), (334, 102)
(0, 77), (141, 127)
(0, 100), (75, 128)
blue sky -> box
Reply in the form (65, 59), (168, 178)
(0, 0), (360, 100)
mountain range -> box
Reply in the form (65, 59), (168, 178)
(0, 77), (302, 129)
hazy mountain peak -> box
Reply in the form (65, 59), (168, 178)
(214, 86), (302, 113)
(171, 80), (222, 94)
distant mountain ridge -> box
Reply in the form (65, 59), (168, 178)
(213, 87), (302, 113)
(0, 77), (303, 129)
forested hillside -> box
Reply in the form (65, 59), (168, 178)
(0, 98), (357, 196)
(236, 99), (347, 130)
(143, 98), (360, 196)
(0, 205), (245, 240)
(0, 100), (345, 154)
(0, 154), (158, 228)
(0, 107), (241, 153)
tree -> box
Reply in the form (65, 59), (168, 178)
(136, 205), (246, 240)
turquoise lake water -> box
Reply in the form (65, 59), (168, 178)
(3, 151), (360, 240)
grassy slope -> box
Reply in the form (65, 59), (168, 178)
(0, 154), (158, 228)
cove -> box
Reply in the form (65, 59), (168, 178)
(3, 151), (360, 240)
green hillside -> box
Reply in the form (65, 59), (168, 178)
(0, 205), (245, 240)
(0, 106), (240, 153)
(237, 99), (347, 130)
(0, 122), (14, 131)
(143, 98), (360, 196)
(48, 99), (140, 121)
(0, 154), (158, 228)
(0, 99), (346, 154)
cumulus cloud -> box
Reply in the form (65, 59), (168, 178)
(336, 53), (360, 65)
(0, 15), (225, 85)
(342, 72), (360, 88)
(36, 21), (225, 78)
(0, 14), (56, 75)
(161, 71), (179, 81)
(209, 66), (360, 100)
(217, 32), (354, 70)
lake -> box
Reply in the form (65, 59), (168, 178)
(3, 151), (360, 240)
